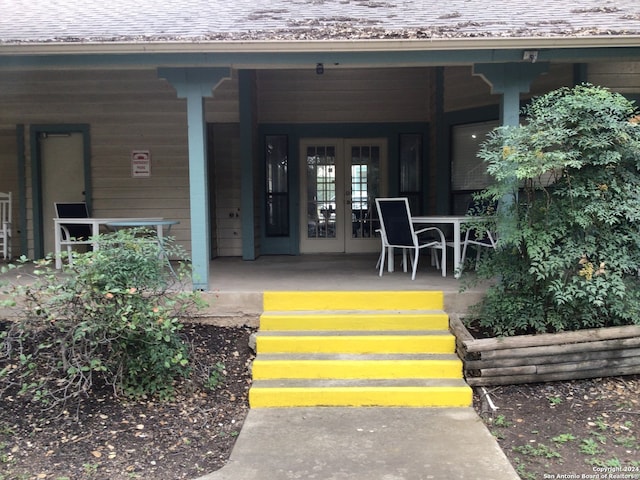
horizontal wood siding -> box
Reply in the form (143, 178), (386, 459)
(0, 69), (240, 258)
(212, 124), (242, 257)
(257, 68), (431, 123)
(444, 64), (575, 113)
(588, 62), (640, 93)
(443, 66), (494, 113)
(528, 63), (574, 97)
(206, 75), (241, 123)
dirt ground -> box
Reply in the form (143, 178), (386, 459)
(1, 323), (639, 480)
(0, 324), (256, 480)
(475, 375), (640, 480)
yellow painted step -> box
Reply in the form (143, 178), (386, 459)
(255, 331), (455, 354)
(259, 312), (449, 331)
(249, 379), (473, 408)
(251, 354), (463, 380)
(263, 291), (443, 312)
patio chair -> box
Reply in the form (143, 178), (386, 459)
(55, 202), (93, 264)
(375, 197), (446, 279)
(0, 192), (11, 260)
(460, 199), (498, 272)
(460, 227), (497, 270)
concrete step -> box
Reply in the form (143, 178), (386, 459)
(255, 330), (455, 354)
(259, 312), (449, 331)
(249, 378), (472, 407)
(263, 290), (444, 311)
(251, 353), (463, 380)
(249, 290), (472, 409)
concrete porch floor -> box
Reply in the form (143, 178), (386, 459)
(1, 253), (489, 325)
(201, 254), (488, 324)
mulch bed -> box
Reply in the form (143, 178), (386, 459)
(0, 324), (256, 480)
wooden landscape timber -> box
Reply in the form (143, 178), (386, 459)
(449, 315), (640, 386)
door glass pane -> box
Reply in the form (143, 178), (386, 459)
(306, 145), (336, 239)
(265, 135), (289, 236)
(350, 145), (380, 239)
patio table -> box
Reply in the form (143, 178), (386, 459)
(54, 217), (162, 269)
(411, 215), (486, 278)
(105, 219), (178, 237)
(106, 220), (180, 274)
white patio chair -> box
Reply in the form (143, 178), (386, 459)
(375, 197), (446, 279)
(460, 199), (498, 272)
(0, 192), (11, 260)
(460, 227), (497, 270)
(375, 226), (441, 273)
(55, 202), (93, 265)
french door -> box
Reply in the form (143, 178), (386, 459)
(300, 138), (386, 253)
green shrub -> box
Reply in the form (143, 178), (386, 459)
(0, 228), (205, 407)
(466, 84), (640, 336)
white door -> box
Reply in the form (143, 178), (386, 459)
(40, 132), (86, 254)
(300, 138), (386, 254)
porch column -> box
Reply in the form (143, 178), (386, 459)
(238, 70), (256, 260)
(472, 62), (549, 243)
(158, 67), (231, 291)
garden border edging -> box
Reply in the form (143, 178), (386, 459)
(449, 314), (640, 386)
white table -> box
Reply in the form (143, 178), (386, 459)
(106, 219), (178, 236)
(54, 217), (163, 269)
(411, 216), (480, 279)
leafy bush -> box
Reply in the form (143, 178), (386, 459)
(466, 84), (640, 336)
(0, 228), (205, 408)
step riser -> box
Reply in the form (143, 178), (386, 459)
(249, 387), (473, 408)
(260, 314), (449, 331)
(252, 360), (463, 380)
(264, 291), (443, 311)
(256, 336), (455, 354)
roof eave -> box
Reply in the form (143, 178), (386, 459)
(2, 35), (640, 55)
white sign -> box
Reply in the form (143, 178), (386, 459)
(131, 150), (151, 177)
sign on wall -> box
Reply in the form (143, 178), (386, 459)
(131, 150), (151, 177)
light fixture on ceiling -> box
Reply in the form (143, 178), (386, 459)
(523, 50), (539, 63)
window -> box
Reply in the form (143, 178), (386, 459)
(451, 120), (498, 214)
(265, 135), (289, 236)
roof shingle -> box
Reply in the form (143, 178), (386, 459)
(1, 0), (640, 44)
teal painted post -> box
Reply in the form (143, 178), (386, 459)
(16, 124), (27, 257)
(496, 84), (521, 244)
(185, 93), (210, 290)
(157, 68), (231, 291)
(473, 62), (549, 244)
(434, 67), (448, 214)
(239, 70), (255, 260)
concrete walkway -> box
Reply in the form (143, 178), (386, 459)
(196, 407), (520, 480)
